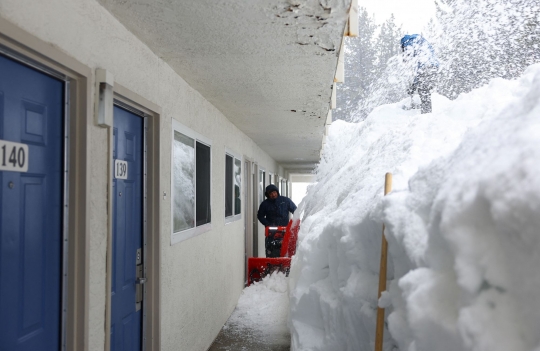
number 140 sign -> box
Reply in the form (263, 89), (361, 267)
(0, 139), (29, 172)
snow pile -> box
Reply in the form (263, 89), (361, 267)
(224, 272), (290, 344)
(289, 64), (540, 351)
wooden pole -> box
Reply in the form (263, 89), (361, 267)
(375, 173), (392, 351)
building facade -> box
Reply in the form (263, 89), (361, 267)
(0, 0), (354, 349)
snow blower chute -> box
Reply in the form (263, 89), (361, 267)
(247, 219), (300, 286)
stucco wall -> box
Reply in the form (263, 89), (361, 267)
(0, 0), (281, 350)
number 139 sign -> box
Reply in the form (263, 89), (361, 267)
(114, 159), (128, 179)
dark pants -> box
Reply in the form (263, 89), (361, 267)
(418, 87), (432, 114)
(413, 68), (437, 114)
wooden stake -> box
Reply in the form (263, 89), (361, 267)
(375, 173), (392, 351)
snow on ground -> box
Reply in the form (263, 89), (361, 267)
(221, 272), (290, 348)
(288, 64), (540, 351)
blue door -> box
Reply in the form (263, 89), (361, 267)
(0, 55), (64, 350)
(111, 105), (144, 351)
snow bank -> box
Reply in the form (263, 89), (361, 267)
(289, 64), (540, 351)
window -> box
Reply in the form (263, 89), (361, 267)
(171, 120), (212, 244)
(281, 179), (288, 197)
(258, 169), (266, 205)
(225, 150), (242, 223)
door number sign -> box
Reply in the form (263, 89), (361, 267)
(114, 159), (128, 179)
(0, 140), (29, 172)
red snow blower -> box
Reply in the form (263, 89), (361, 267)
(247, 219), (300, 286)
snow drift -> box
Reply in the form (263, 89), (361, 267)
(289, 64), (540, 351)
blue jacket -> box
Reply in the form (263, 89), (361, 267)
(257, 184), (297, 227)
(401, 34), (439, 72)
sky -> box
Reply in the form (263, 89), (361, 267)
(360, 0), (436, 34)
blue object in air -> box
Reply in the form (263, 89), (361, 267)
(401, 34), (439, 70)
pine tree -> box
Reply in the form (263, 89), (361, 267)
(433, 0), (540, 98)
(334, 7), (379, 121)
(375, 14), (403, 74)
(351, 14), (405, 121)
(334, 9), (404, 121)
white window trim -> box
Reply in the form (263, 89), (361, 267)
(258, 166), (266, 205)
(171, 119), (213, 245)
(224, 148), (242, 224)
(281, 178), (288, 197)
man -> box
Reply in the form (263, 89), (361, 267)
(257, 184), (297, 257)
(401, 34), (439, 114)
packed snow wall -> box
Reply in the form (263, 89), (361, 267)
(288, 64), (540, 351)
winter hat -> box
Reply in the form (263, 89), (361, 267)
(401, 34), (421, 50)
(265, 184), (280, 198)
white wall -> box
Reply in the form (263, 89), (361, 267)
(0, 0), (282, 350)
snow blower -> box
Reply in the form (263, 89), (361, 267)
(247, 219), (300, 286)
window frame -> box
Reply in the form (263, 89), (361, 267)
(281, 178), (288, 197)
(224, 148), (242, 224)
(258, 167), (266, 206)
(171, 119), (213, 245)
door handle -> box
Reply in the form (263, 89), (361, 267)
(135, 262), (145, 310)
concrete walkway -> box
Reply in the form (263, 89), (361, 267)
(208, 272), (291, 351)
(208, 322), (291, 351)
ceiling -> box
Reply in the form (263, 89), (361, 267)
(98, 0), (350, 172)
